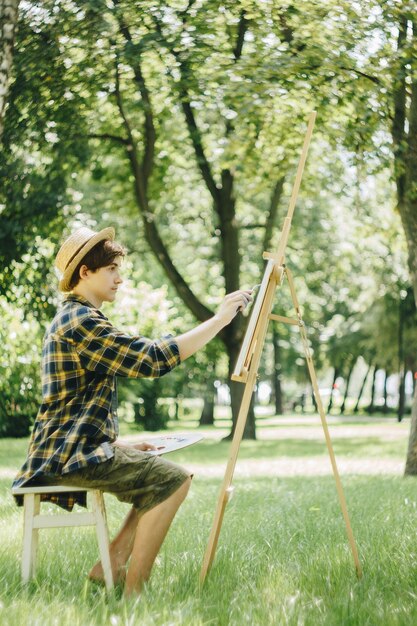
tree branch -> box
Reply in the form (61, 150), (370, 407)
(339, 65), (381, 85)
(112, 0), (155, 186)
(263, 176), (286, 254)
(408, 19), (417, 158)
(150, 14), (221, 206)
(232, 9), (248, 61)
(114, 57), (213, 323)
(85, 132), (128, 145)
(178, 0), (198, 21)
(148, 10), (245, 338)
(278, 11), (306, 53)
(0, 0), (20, 142)
(392, 16), (408, 206)
(114, 57), (147, 207)
(225, 10), (249, 140)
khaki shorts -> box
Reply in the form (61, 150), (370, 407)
(37, 446), (192, 514)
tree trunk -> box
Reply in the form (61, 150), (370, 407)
(405, 385), (417, 475)
(340, 360), (355, 414)
(398, 368), (406, 423)
(0, 0), (20, 141)
(199, 366), (216, 426)
(253, 383), (259, 406)
(367, 365), (378, 414)
(199, 393), (215, 426)
(392, 16), (417, 473)
(226, 380), (256, 440)
(311, 389), (317, 412)
(224, 341), (256, 440)
(327, 367), (339, 414)
(354, 364), (371, 413)
(382, 371), (389, 414)
(398, 296), (405, 422)
(272, 325), (283, 415)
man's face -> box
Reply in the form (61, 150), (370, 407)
(79, 257), (124, 304)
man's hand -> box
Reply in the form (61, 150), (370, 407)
(114, 439), (157, 451)
(215, 289), (253, 326)
(131, 441), (157, 452)
(175, 288), (254, 361)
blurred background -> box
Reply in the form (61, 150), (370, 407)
(1, 0), (417, 464)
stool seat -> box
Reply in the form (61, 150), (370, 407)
(12, 485), (114, 591)
(12, 485), (90, 494)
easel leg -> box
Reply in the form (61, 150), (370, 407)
(200, 279), (277, 584)
(285, 267), (362, 578)
(199, 371), (257, 584)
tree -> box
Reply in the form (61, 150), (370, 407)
(314, 0), (417, 469)
(6, 0), (414, 442)
(0, 5), (92, 312)
(390, 11), (417, 472)
(11, 0), (349, 438)
(0, 298), (42, 436)
(0, 0), (19, 140)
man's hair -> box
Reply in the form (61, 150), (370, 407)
(68, 239), (126, 290)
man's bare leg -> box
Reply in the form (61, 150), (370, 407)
(88, 476), (191, 586)
(124, 476), (191, 597)
(88, 506), (141, 584)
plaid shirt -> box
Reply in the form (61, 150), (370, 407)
(12, 294), (181, 511)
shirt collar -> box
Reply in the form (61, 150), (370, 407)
(61, 294), (109, 320)
(62, 294), (97, 309)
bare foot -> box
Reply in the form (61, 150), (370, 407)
(123, 577), (144, 599)
(123, 558), (163, 598)
(88, 558), (127, 586)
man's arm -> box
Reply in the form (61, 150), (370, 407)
(113, 289), (252, 450)
(175, 289), (252, 361)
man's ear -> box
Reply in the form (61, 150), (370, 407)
(78, 264), (90, 280)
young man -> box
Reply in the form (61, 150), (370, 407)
(12, 226), (252, 597)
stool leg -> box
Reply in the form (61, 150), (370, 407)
(22, 494), (40, 583)
(91, 491), (114, 591)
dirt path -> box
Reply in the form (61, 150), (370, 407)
(185, 457), (405, 478)
(123, 417), (410, 478)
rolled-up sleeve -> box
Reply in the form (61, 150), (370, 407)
(70, 314), (181, 378)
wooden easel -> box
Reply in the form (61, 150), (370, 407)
(200, 112), (362, 583)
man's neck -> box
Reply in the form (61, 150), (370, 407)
(72, 288), (102, 309)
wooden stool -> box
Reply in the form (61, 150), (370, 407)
(11, 485), (114, 591)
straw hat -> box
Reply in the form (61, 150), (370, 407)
(55, 226), (115, 292)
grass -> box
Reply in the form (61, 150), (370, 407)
(1, 414), (417, 625)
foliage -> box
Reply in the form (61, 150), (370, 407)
(361, 288), (417, 374)
(0, 9), (90, 278)
(131, 378), (170, 431)
(0, 299), (42, 436)
(1, 0), (416, 434)
(103, 275), (223, 429)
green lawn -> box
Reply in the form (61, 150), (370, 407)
(1, 416), (417, 625)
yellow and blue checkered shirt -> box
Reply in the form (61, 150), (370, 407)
(12, 294), (181, 511)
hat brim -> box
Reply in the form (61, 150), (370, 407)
(58, 227), (115, 292)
